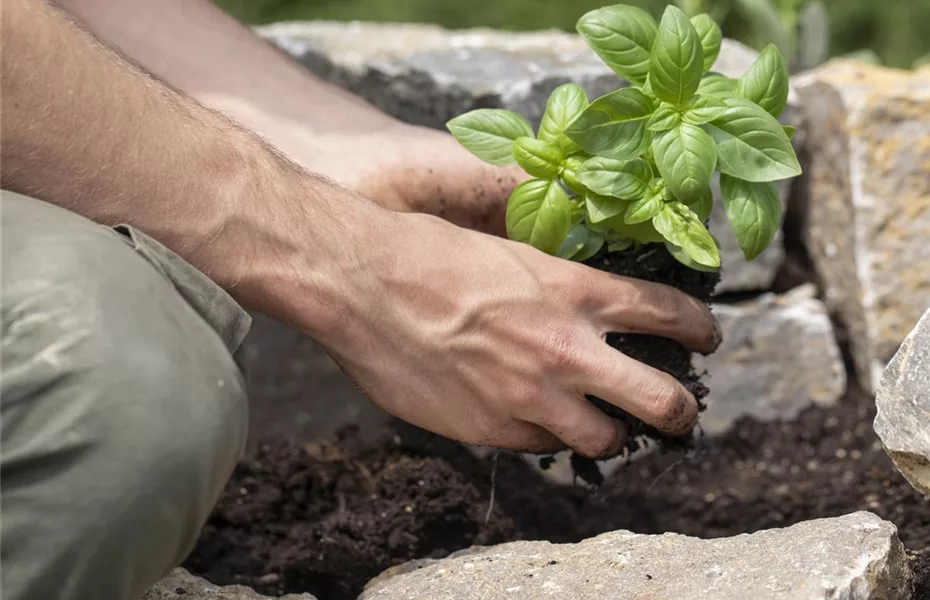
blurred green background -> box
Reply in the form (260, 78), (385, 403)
(215, 0), (930, 70)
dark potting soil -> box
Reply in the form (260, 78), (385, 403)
(912, 553), (930, 600)
(185, 385), (930, 600)
(574, 245), (721, 483)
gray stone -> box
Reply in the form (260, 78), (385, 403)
(696, 284), (847, 436)
(361, 512), (910, 600)
(143, 568), (317, 600)
(874, 307), (930, 494)
(793, 60), (930, 393)
(258, 20), (800, 293)
(241, 313), (387, 454)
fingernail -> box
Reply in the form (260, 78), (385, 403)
(710, 316), (723, 349)
(670, 391), (700, 436)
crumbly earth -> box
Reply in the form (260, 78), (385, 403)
(913, 553), (930, 600)
(571, 244), (721, 483)
(185, 386), (930, 600)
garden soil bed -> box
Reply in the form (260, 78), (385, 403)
(185, 385), (930, 600)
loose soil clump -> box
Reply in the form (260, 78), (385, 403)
(575, 244), (720, 483)
(186, 386), (930, 600)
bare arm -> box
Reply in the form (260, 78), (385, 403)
(1, 0), (371, 323)
(1, 0), (720, 459)
(52, 0), (523, 233)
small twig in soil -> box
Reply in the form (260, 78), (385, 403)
(635, 248), (659, 266)
(646, 456), (686, 494)
(353, 460), (377, 492)
(485, 450), (500, 525)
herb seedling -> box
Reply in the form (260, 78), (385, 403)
(446, 3), (801, 272)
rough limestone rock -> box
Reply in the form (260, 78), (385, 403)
(362, 512), (909, 600)
(874, 307), (930, 494)
(696, 284), (847, 436)
(794, 60), (930, 393)
(258, 20), (801, 293)
(143, 568), (317, 600)
(518, 285), (845, 486)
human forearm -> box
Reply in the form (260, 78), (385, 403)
(51, 0), (525, 231)
(53, 0), (395, 136)
(0, 0), (375, 325)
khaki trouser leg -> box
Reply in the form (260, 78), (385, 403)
(1, 191), (252, 600)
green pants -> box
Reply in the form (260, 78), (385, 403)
(1, 191), (252, 600)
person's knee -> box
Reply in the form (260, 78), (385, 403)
(3, 205), (248, 472)
(2, 193), (248, 483)
(2, 196), (248, 599)
(39, 224), (248, 507)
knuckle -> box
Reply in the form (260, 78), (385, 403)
(575, 427), (618, 459)
(538, 327), (586, 372)
(641, 376), (687, 426)
(545, 261), (594, 306)
(506, 381), (546, 414)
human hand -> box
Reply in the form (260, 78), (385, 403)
(299, 208), (721, 459)
(356, 125), (529, 236)
(281, 123), (527, 237)
(52, 0), (522, 236)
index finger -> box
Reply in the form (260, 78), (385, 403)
(571, 266), (721, 354)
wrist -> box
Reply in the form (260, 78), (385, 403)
(213, 145), (394, 338)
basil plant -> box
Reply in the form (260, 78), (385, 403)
(446, 3), (801, 271)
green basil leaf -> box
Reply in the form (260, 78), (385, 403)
(512, 137), (565, 179)
(649, 5), (704, 105)
(685, 186), (713, 222)
(690, 14), (722, 73)
(578, 157), (652, 199)
(647, 103), (681, 132)
(652, 203), (680, 242)
(682, 94), (727, 124)
(576, 5), (658, 86)
(560, 156), (588, 195)
(608, 238), (635, 253)
(737, 44), (790, 118)
(625, 189), (664, 224)
(565, 88), (654, 159)
(574, 228), (607, 261)
(506, 179), (573, 254)
(720, 174), (782, 260)
(585, 191), (630, 224)
(570, 197), (585, 222)
(585, 218), (611, 234)
(783, 125), (797, 141)
(652, 123), (716, 204)
(666, 241), (718, 271)
(652, 202), (720, 267)
(602, 213), (666, 243)
(641, 75), (656, 98)
(446, 109), (535, 166)
(697, 72), (738, 97)
(705, 97), (802, 182)
(539, 83), (589, 154)
(556, 223), (590, 259)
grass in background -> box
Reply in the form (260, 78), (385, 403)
(216, 0), (930, 69)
